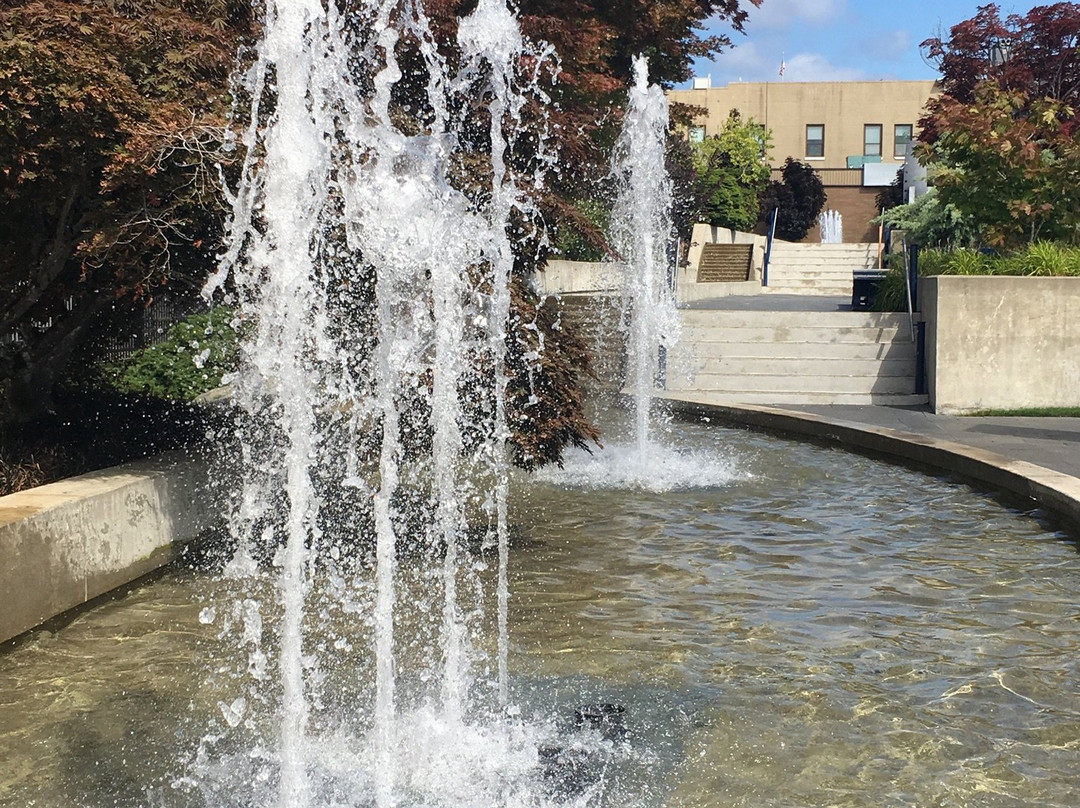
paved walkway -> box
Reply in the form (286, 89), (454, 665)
(794, 405), (1080, 481)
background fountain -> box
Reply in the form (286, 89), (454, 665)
(609, 56), (681, 461)
(819, 209), (843, 243)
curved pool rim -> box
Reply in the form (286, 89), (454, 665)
(660, 396), (1080, 535)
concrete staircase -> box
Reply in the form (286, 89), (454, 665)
(763, 242), (878, 297)
(665, 307), (925, 406)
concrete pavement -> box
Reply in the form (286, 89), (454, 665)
(794, 405), (1080, 480)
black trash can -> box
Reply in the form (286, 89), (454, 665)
(852, 269), (887, 311)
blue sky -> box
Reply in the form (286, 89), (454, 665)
(681, 1), (1043, 86)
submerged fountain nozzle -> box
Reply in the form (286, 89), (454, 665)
(574, 702), (627, 740)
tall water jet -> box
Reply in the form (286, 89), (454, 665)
(610, 56), (680, 458)
(819, 208), (843, 243)
(202, 1), (550, 803)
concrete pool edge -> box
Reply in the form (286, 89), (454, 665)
(0, 450), (219, 645)
(660, 396), (1080, 534)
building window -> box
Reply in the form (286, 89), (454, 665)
(864, 124), (883, 157)
(805, 124), (824, 158)
(689, 125), (705, 144)
(894, 124), (913, 158)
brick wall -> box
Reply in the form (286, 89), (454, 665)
(806, 186), (883, 244)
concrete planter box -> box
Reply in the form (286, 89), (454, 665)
(921, 275), (1080, 414)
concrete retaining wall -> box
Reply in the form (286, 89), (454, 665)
(680, 224), (765, 304)
(0, 452), (217, 645)
(534, 260), (623, 295)
(922, 276), (1080, 414)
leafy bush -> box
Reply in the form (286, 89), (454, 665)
(1020, 241), (1080, 276)
(947, 247), (990, 275)
(552, 200), (611, 262)
(875, 189), (980, 249)
(102, 307), (241, 401)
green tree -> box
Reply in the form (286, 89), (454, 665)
(919, 83), (1080, 246)
(0, 0), (254, 421)
(919, 3), (1080, 246)
(691, 110), (771, 230)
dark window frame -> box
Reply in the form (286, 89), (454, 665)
(894, 123), (913, 158)
(805, 124), (825, 158)
(864, 123), (883, 157)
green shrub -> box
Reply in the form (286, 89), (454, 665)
(1019, 241), (1080, 276)
(874, 189), (980, 249)
(947, 247), (989, 275)
(916, 248), (949, 275)
(871, 262), (909, 312)
(102, 307), (241, 401)
(873, 242), (1080, 309)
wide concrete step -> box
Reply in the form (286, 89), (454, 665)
(767, 261), (876, 271)
(766, 267), (864, 278)
(660, 390), (929, 407)
(668, 371), (916, 395)
(682, 327), (912, 346)
(681, 357), (917, 378)
(681, 339), (915, 359)
(762, 285), (854, 296)
(769, 243), (877, 255)
(767, 256), (875, 267)
(766, 270), (855, 279)
(680, 309), (910, 328)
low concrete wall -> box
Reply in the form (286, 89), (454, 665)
(922, 276), (1080, 414)
(534, 260), (624, 295)
(680, 224), (764, 304)
(0, 451), (217, 645)
(554, 294), (627, 391)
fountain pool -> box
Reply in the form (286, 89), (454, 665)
(2, 414), (1079, 807)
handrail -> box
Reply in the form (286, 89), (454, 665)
(902, 239), (916, 342)
(762, 206), (778, 287)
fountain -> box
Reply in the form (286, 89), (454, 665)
(4, 3), (1080, 807)
(199, 0), (557, 803)
(609, 56), (680, 460)
(819, 209), (843, 243)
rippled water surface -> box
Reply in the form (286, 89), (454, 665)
(3, 416), (1080, 807)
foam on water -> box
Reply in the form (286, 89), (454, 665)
(535, 440), (746, 493)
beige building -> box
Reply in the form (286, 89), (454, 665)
(667, 80), (939, 242)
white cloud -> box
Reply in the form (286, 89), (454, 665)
(783, 52), (865, 82)
(718, 41), (765, 72)
(748, 0), (849, 30)
(696, 43), (864, 85)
